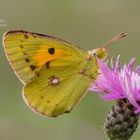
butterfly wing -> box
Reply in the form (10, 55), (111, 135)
(3, 30), (87, 84)
(3, 30), (100, 117)
(23, 57), (98, 117)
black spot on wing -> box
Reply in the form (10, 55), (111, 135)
(36, 72), (40, 77)
(41, 96), (44, 99)
(24, 33), (29, 39)
(47, 100), (50, 103)
(25, 58), (30, 62)
(32, 33), (37, 38)
(48, 48), (55, 55)
(45, 62), (50, 68)
(20, 45), (23, 48)
(23, 52), (27, 55)
(30, 65), (36, 71)
(65, 110), (71, 113)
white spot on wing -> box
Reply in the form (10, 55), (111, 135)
(52, 78), (59, 85)
(49, 76), (59, 85)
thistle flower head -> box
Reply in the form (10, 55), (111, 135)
(90, 56), (140, 113)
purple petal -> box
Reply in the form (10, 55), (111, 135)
(102, 93), (124, 100)
(97, 59), (116, 84)
(127, 58), (135, 71)
(135, 66), (140, 74)
(124, 74), (139, 108)
(134, 107), (140, 113)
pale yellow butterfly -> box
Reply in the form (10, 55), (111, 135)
(3, 30), (126, 117)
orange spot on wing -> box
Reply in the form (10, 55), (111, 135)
(32, 45), (66, 67)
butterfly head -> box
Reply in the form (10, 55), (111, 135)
(88, 48), (108, 61)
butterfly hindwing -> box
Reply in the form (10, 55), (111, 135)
(23, 57), (96, 117)
(3, 30), (87, 84)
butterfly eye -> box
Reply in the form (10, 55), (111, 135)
(48, 48), (55, 54)
(93, 53), (96, 56)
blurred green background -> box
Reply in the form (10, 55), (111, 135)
(0, 0), (140, 140)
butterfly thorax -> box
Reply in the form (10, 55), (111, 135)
(78, 54), (99, 82)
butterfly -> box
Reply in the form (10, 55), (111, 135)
(3, 30), (126, 117)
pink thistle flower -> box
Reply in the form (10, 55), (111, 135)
(90, 56), (140, 113)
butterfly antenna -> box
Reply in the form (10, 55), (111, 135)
(99, 32), (127, 48)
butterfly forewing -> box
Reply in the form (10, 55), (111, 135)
(3, 30), (87, 84)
